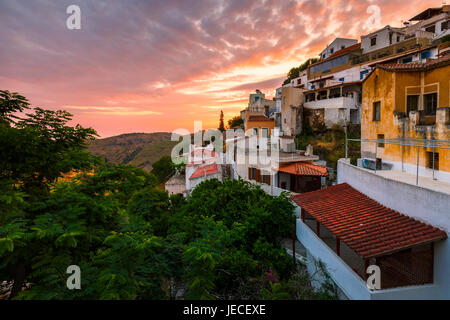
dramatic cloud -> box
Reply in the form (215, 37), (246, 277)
(0, 0), (441, 136)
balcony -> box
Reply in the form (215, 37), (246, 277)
(304, 96), (358, 110)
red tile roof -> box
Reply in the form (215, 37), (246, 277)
(377, 54), (450, 72)
(247, 115), (274, 122)
(189, 163), (219, 180)
(291, 183), (447, 259)
(327, 43), (361, 60)
(279, 162), (328, 176)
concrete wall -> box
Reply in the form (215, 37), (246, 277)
(304, 96), (358, 110)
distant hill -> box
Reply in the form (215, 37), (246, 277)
(87, 132), (179, 171)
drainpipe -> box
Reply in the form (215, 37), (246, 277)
(432, 144), (436, 180)
(416, 146), (420, 186)
(374, 143), (378, 174)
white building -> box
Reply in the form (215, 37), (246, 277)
(320, 38), (358, 60)
(405, 5), (450, 41)
(361, 25), (406, 54)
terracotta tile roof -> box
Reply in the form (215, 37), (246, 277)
(247, 115), (274, 122)
(279, 162), (328, 176)
(189, 163), (219, 179)
(327, 43), (361, 60)
(377, 54), (450, 72)
(291, 183), (447, 259)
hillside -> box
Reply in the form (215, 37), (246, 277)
(87, 132), (179, 171)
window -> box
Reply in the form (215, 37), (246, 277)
(330, 48), (334, 54)
(377, 134), (385, 148)
(397, 36), (400, 42)
(402, 57), (413, 63)
(370, 36), (377, 46)
(424, 93), (437, 116)
(442, 21), (448, 31)
(255, 96), (259, 101)
(426, 152), (439, 170)
(425, 25), (436, 34)
(420, 51), (430, 60)
(250, 168), (256, 180)
(261, 128), (268, 138)
(262, 174), (270, 185)
(322, 53), (326, 59)
(360, 70), (369, 80)
(373, 101), (381, 121)
(341, 45), (345, 50)
(407, 95), (419, 114)
(339, 77), (345, 82)
(252, 128), (258, 136)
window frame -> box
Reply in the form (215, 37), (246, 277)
(373, 101), (381, 121)
(423, 92), (438, 116)
(406, 95), (419, 115)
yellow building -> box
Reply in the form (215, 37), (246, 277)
(361, 54), (450, 176)
(244, 114), (275, 137)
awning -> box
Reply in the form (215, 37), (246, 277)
(291, 183), (447, 259)
(279, 162), (328, 176)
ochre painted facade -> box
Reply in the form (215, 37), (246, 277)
(244, 116), (275, 138)
(361, 63), (450, 173)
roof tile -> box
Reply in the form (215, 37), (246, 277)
(291, 183), (447, 258)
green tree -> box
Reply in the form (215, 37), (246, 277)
(0, 90), (30, 125)
(283, 58), (319, 85)
(218, 110), (225, 132)
(227, 116), (244, 129)
(151, 156), (175, 183)
(0, 91), (98, 297)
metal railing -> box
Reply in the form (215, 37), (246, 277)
(345, 138), (450, 185)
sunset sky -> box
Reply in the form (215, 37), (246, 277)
(0, 0), (442, 137)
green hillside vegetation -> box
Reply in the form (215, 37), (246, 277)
(87, 132), (178, 171)
(296, 123), (361, 171)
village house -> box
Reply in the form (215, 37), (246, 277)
(360, 54), (450, 181)
(232, 134), (328, 196)
(291, 35), (450, 299)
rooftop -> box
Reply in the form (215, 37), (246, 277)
(189, 163), (219, 180)
(376, 53), (450, 72)
(409, 5), (449, 21)
(291, 183), (447, 259)
(279, 162), (328, 176)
